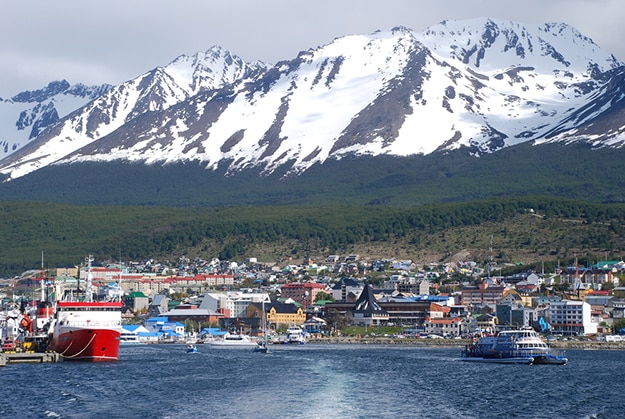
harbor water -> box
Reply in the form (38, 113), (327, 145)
(3, 344), (624, 419)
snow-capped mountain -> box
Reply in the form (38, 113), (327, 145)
(0, 46), (266, 179)
(1, 18), (624, 182)
(0, 80), (111, 158)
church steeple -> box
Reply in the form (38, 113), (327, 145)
(352, 282), (388, 326)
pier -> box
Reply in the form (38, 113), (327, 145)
(0, 352), (63, 366)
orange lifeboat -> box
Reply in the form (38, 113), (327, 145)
(19, 314), (33, 333)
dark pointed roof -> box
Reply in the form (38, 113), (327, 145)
(352, 283), (387, 314)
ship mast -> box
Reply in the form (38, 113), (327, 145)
(118, 250), (123, 302)
(41, 251), (45, 302)
(85, 255), (94, 303)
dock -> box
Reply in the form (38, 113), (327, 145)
(0, 351), (63, 366)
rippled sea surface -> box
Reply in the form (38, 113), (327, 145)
(3, 344), (624, 418)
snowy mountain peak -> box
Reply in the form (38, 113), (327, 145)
(1, 18), (625, 183)
(417, 18), (622, 74)
(0, 46), (268, 180)
(162, 45), (267, 94)
(7, 80), (111, 104)
(0, 80), (112, 160)
(11, 80), (72, 103)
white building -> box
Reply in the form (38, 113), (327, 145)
(203, 292), (270, 318)
(547, 300), (597, 336)
(424, 317), (465, 337)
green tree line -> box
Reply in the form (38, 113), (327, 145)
(2, 196), (625, 276)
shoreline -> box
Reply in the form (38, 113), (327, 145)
(305, 337), (625, 350)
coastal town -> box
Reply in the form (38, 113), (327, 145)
(2, 251), (625, 355)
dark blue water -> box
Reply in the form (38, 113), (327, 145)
(3, 344), (624, 418)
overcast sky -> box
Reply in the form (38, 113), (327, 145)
(1, 0), (624, 97)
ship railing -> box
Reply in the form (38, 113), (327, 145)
(496, 349), (537, 359)
(507, 348), (566, 359)
(59, 320), (122, 327)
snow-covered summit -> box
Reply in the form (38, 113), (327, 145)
(0, 47), (266, 179)
(417, 18), (622, 74)
(0, 80), (112, 160)
(1, 18), (624, 182)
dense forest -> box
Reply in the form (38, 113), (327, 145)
(1, 142), (625, 208)
(2, 196), (625, 277)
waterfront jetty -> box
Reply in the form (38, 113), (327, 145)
(0, 352), (63, 366)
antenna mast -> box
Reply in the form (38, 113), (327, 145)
(85, 255), (94, 303)
(41, 250), (45, 302)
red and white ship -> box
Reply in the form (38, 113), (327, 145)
(48, 256), (123, 361)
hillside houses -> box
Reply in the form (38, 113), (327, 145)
(560, 265), (618, 290)
(115, 256), (625, 339)
(52, 262), (236, 296)
(6, 253), (625, 341)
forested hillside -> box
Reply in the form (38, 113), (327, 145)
(2, 197), (625, 277)
(1, 143), (624, 207)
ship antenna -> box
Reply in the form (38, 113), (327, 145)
(41, 250), (45, 302)
(85, 255), (94, 303)
(118, 255), (123, 302)
(118, 247), (123, 302)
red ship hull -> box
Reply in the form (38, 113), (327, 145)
(49, 301), (123, 362)
(49, 327), (121, 361)
(48, 256), (123, 362)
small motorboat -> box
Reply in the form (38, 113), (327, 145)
(207, 332), (258, 348)
(186, 343), (198, 353)
(253, 341), (268, 353)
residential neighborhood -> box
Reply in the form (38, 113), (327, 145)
(3, 254), (625, 343)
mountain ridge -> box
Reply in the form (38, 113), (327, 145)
(0, 45), (266, 179)
(0, 18), (624, 207)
